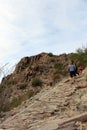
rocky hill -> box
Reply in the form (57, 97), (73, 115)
(0, 66), (87, 129)
(0, 52), (69, 112)
(0, 52), (87, 130)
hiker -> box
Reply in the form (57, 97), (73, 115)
(68, 60), (76, 79)
(74, 63), (79, 75)
(79, 65), (83, 73)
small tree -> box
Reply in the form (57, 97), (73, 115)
(76, 48), (83, 54)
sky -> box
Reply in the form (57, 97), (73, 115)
(0, 0), (87, 79)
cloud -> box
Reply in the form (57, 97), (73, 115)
(0, 0), (87, 66)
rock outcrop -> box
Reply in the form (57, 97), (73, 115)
(0, 52), (69, 112)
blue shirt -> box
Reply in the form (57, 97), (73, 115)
(68, 65), (75, 72)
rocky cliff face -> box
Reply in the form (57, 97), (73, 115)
(0, 52), (69, 112)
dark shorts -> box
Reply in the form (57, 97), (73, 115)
(70, 71), (76, 77)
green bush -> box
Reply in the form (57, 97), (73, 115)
(10, 98), (21, 108)
(70, 51), (87, 68)
(76, 45), (87, 54)
(1, 89), (37, 112)
(54, 63), (63, 69)
(69, 53), (79, 61)
(6, 80), (16, 85)
(2, 97), (21, 111)
(27, 90), (35, 98)
(48, 53), (53, 57)
(76, 48), (83, 54)
(54, 62), (68, 77)
(54, 63), (63, 73)
(18, 83), (27, 89)
(32, 78), (42, 87)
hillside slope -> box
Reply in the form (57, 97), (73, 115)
(0, 68), (87, 129)
(0, 52), (69, 112)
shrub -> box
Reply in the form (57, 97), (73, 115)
(6, 80), (16, 85)
(2, 97), (21, 111)
(32, 78), (42, 87)
(54, 63), (63, 73)
(48, 53), (53, 57)
(18, 83), (27, 89)
(76, 48), (83, 54)
(27, 90), (35, 98)
(70, 51), (87, 68)
(10, 98), (21, 108)
(76, 45), (87, 54)
(54, 63), (63, 69)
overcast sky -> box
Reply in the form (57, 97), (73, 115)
(0, 0), (87, 78)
